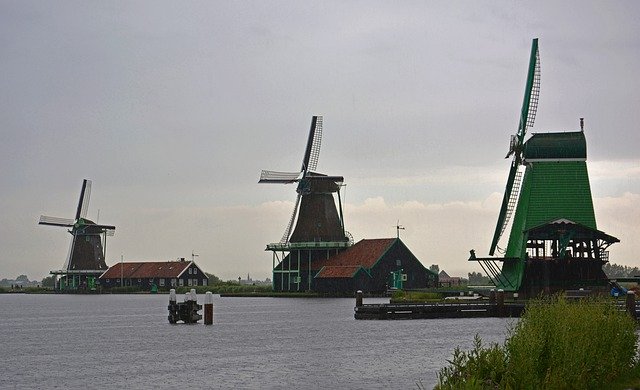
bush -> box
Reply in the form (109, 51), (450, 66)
(436, 295), (639, 389)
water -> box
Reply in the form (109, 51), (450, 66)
(0, 294), (513, 389)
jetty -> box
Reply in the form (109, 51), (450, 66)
(353, 290), (640, 320)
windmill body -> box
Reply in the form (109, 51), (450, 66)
(471, 39), (619, 297)
(39, 179), (115, 291)
(259, 116), (351, 292)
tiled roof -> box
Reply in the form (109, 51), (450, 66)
(100, 261), (192, 279)
(313, 238), (396, 271)
(316, 265), (364, 278)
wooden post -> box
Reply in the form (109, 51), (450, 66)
(356, 290), (363, 307)
(204, 291), (213, 325)
(489, 289), (496, 304)
(626, 291), (636, 319)
(497, 289), (505, 317)
(168, 289), (177, 324)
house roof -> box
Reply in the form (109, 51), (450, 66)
(316, 265), (366, 279)
(313, 238), (396, 271)
(100, 261), (199, 279)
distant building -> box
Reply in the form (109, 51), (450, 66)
(438, 270), (463, 287)
(99, 259), (208, 290)
(273, 238), (437, 294)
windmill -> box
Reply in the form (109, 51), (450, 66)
(259, 115), (348, 244)
(260, 116), (351, 291)
(39, 179), (115, 290)
(471, 39), (619, 297)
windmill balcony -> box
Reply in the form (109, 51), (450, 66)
(266, 241), (351, 251)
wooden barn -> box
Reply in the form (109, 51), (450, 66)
(99, 259), (208, 290)
(273, 238), (437, 294)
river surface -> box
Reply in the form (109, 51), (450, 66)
(1, 294), (513, 389)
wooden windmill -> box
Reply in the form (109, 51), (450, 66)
(39, 179), (115, 290)
(259, 116), (351, 291)
(471, 39), (619, 297)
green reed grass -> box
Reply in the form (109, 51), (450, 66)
(435, 295), (639, 389)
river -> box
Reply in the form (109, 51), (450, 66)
(0, 294), (513, 389)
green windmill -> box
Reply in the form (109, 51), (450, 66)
(471, 39), (619, 297)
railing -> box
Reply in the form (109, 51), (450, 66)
(266, 241), (352, 251)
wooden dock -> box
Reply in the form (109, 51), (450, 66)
(354, 301), (525, 320)
(353, 290), (640, 320)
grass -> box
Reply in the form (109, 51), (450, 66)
(435, 295), (640, 389)
(390, 290), (443, 302)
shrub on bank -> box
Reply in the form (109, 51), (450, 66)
(436, 295), (639, 389)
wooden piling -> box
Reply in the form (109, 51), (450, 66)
(204, 291), (213, 325)
(497, 289), (505, 317)
(626, 291), (636, 319)
(356, 290), (363, 307)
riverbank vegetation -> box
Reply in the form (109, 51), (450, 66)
(435, 295), (640, 389)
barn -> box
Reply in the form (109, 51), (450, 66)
(99, 259), (208, 290)
(272, 238), (436, 294)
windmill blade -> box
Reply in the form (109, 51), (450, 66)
(39, 215), (74, 227)
(280, 193), (301, 244)
(92, 223), (116, 231)
(301, 116), (323, 175)
(489, 161), (520, 256)
(489, 38), (540, 256)
(516, 38), (540, 146)
(258, 170), (302, 183)
(76, 179), (92, 220)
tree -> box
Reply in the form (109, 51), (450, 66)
(205, 272), (221, 284)
(41, 276), (56, 288)
(15, 274), (29, 282)
(468, 271), (490, 285)
(429, 264), (440, 274)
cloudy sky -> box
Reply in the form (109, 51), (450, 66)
(1, 1), (638, 281)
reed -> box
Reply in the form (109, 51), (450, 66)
(435, 295), (639, 389)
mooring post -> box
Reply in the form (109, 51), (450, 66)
(626, 291), (636, 319)
(497, 289), (505, 317)
(204, 291), (213, 325)
(489, 289), (496, 304)
(356, 290), (363, 307)
(168, 288), (178, 324)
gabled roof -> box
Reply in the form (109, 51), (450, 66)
(313, 238), (396, 271)
(100, 261), (200, 279)
(316, 265), (368, 279)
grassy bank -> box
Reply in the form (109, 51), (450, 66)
(434, 295), (640, 389)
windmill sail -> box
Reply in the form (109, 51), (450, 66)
(301, 116), (323, 174)
(489, 38), (540, 256)
(75, 179), (92, 220)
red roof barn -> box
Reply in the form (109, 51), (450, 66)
(99, 259), (208, 290)
(272, 238), (437, 294)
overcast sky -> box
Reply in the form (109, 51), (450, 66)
(1, 1), (639, 281)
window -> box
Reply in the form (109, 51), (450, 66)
(187, 279), (192, 286)
(159, 279), (165, 287)
(188, 268), (192, 274)
(179, 279), (184, 287)
(171, 279), (176, 287)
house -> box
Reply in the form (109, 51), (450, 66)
(99, 259), (208, 290)
(273, 238), (437, 294)
(438, 270), (463, 287)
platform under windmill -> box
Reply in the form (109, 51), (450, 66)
(259, 116), (352, 291)
(39, 179), (115, 291)
(470, 39), (619, 298)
